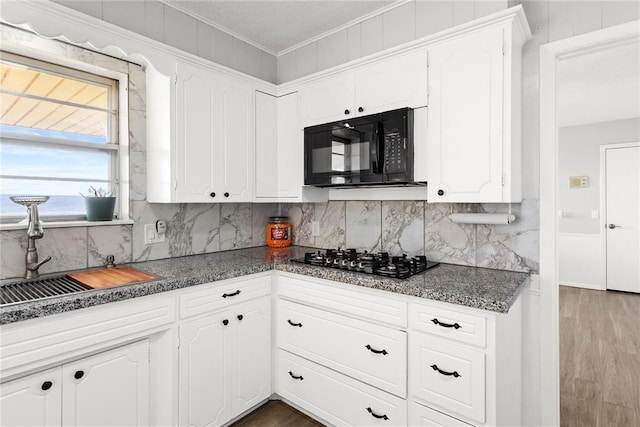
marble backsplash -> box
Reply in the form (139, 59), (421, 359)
(281, 199), (539, 273)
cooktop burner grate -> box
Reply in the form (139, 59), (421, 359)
(292, 248), (439, 279)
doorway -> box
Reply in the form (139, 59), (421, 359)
(540, 20), (640, 426)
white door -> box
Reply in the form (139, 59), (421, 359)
(219, 76), (254, 201)
(62, 339), (150, 426)
(0, 367), (62, 427)
(175, 61), (217, 202)
(179, 310), (233, 427)
(254, 91), (279, 198)
(231, 296), (271, 417)
(605, 144), (640, 292)
(299, 72), (355, 127)
(425, 27), (504, 202)
(355, 49), (428, 115)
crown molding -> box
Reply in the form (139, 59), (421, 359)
(276, 0), (412, 57)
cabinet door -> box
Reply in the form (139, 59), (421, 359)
(276, 92), (304, 198)
(299, 72), (354, 127)
(175, 61), (217, 202)
(255, 91), (280, 198)
(179, 310), (232, 427)
(355, 49), (428, 116)
(426, 28), (504, 202)
(218, 75), (254, 202)
(62, 340), (150, 427)
(409, 401), (473, 427)
(0, 367), (62, 427)
(231, 296), (271, 417)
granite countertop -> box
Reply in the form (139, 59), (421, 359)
(0, 246), (530, 325)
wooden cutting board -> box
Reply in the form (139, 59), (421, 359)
(67, 267), (157, 289)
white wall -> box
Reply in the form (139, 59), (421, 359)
(52, 0), (278, 83)
(277, 0), (509, 83)
(558, 118), (640, 234)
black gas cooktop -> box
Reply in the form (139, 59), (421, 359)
(292, 248), (439, 279)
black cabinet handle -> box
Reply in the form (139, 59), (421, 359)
(430, 364), (461, 378)
(237, 314), (243, 321)
(74, 370), (84, 380)
(437, 189), (444, 196)
(222, 290), (241, 298)
(365, 344), (388, 355)
(366, 407), (389, 420)
(210, 192), (216, 198)
(224, 192), (230, 198)
(344, 109), (350, 115)
(431, 318), (461, 329)
(41, 381), (53, 391)
(358, 106), (364, 113)
(287, 319), (303, 327)
(222, 319), (229, 326)
(288, 371), (304, 380)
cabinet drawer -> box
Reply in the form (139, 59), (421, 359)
(409, 401), (473, 426)
(278, 300), (407, 397)
(278, 273), (407, 328)
(179, 274), (270, 319)
(410, 302), (486, 347)
(410, 333), (485, 423)
(278, 350), (407, 426)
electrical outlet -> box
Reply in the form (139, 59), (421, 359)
(591, 210), (599, 219)
(311, 221), (320, 237)
(144, 223), (166, 244)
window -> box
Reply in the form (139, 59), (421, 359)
(0, 51), (120, 222)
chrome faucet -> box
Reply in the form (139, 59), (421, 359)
(10, 196), (52, 279)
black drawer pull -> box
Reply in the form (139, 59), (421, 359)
(430, 364), (461, 378)
(222, 319), (229, 326)
(366, 407), (389, 420)
(287, 319), (303, 327)
(74, 370), (84, 380)
(237, 314), (244, 321)
(431, 318), (461, 329)
(41, 381), (53, 391)
(288, 371), (304, 380)
(222, 290), (241, 298)
(365, 344), (388, 355)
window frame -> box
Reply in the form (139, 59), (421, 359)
(0, 47), (130, 226)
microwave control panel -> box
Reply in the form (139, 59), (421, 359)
(384, 131), (406, 174)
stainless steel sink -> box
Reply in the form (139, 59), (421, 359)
(0, 275), (92, 305)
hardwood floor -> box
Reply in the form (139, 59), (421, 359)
(231, 400), (325, 427)
(560, 286), (640, 427)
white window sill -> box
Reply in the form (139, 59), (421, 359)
(0, 219), (134, 231)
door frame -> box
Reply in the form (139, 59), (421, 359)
(539, 20), (640, 427)
(599, 142), (640, 290)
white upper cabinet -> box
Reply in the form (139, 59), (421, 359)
(299, 49), (428, 128)
(425, 13), (530, 203)
(355, 50), (429, 117)
(148, 59), (255, 203)
(254, 91), (328, 202)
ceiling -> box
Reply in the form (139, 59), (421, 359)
(557, 40), (640, 128)
(163, 0), (398, 55)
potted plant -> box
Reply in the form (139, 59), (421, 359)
(81, 186), (116, 221)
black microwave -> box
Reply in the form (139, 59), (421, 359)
(304, 108), (415, 187)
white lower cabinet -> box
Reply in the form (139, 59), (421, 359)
(0, 340), (150, 427)
(0, 367), (62, 427)
(278, 299), (407, 398)
(279, 350), (407, 426)
(179, 295), (271, 427)
(410, 333), (485, 423)
(409, 401), (472, 427)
